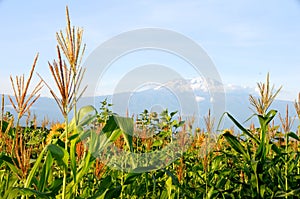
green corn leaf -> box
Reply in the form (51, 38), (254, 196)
(102, 115), (133, 151)
(160, 190), (168, 199)
(257, 110), (277, 128)
(223, 112), (259, 144)
(113, 115), (134, 152)
(271, 143), (281, 155)
(0, 120), (13, 135)
(207, 186), (216, 199)
(38, 152), (53, 192)
(65, 152), (95, 198)
(70, 138), (77, 184)
(86, 176), (112, 198)
(75, 152), (94, 188)
(89, 129), (116, 156)
(110, 129), (123, 142)
(10, 187), (50, 199)
(113, 115), (133, 134)
(275, 188), (300, 197)
(48, 144), (69, 170)
(104, 185), (122, 199)
(165, 169), (179, 186)
(69, 105), (97, 131)
(89, 131), (103, 156)
(222, 131), (249, 160)
(260, 184), (266, 198)
(48, 179), (63, 197)
(265, 110), (277, 124)
(256, 140), (266, 161)
(76, 105), (97, 126)
(287, 132), (300, 141)
(0, 154), (22, 177)
(124, 173), (141, 185)
(25, 147), (47, 188)
(100, 175), (113, 190)
(102, 115), (119, 133)
(165, 176), (173, 198)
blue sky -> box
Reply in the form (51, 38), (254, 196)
(0, 0), (300, 101)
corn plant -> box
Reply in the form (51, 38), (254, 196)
(6, 55), (42, 180)
(219, 75), (300, 198)
(56, 6), (86, 125)
(36, 6), (86, 198)
(8, 54), (43, 124)
(249, 73), (282, 116)
(18, 7), (133, 199)
(3, 4), (300, 198)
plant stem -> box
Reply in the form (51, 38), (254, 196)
(298, 125), (300, 176)
(1, 94), (4, 132)
(145, 172), (149, 197)
(62, 114), (69, 199)
(72, 71), (78, 125)
(285, 133), (288, 199)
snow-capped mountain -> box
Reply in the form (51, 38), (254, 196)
(1, 77), (299, 130)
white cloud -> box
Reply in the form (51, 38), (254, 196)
(195, 96), (205, 102)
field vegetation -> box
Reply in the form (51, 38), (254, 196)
(0, 7), (300, 199)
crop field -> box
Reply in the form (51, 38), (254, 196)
(1, 7), (300, 199)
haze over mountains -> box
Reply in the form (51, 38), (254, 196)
(2, 77), (299, 131)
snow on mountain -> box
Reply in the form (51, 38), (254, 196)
(1, 78), (298, 130)
(153, 76), (256, 103)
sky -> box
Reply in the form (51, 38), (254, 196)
(0, 0), (300, 101)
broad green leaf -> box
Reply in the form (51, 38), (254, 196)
(0, 154), (22, 176)
(275, 188), (300, 197)
(112, 115), (134, 151)
(100, 175), (112, 190)
(67, 151), (95, 195)
(109, 129), (123, 142)
(38, 152), (53, 192)
(76, 105), (97, 126)
(160, 190), (168, 199)
(10, 187), (50, 199)
(69, 105), (97, 131)
(70, 138), (77, 184)
(48, 144), (69, 169)
(1, 120), (13, 135)
(223, 112), (259, 144)
(287, 132), (300, 141)
(113, 115), (134, 135)
(102, 115), (119, 133)
(256, 140), (266, 161)
(170, 111), (178, 118)
(271, 143), (281, 155)
(265, 110), (277, 124)
(260, 184), (266, 198)
(165, 169), (179, 186)
(104, 185), (122, 199)
(25, 147), (47, 188)
(165, 176), (173, 198)
(207, 186), (215, 199)
(222, 131), (249, 160)
(124, 173), (141, 185)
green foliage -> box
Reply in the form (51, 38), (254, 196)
(1, 6), (300, 198)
